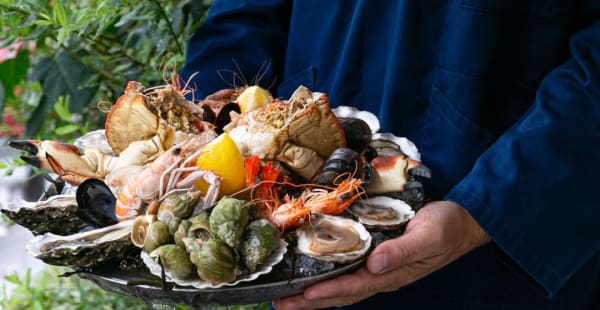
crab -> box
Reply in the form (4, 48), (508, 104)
(10, 81), (217, 185)
(224, 86), (347, 180)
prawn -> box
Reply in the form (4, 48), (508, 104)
(115, 136), (222, 221)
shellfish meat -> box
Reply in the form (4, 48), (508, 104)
(296, 214), (372, 264)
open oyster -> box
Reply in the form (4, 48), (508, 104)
(1, 195), (88, 235)
(296, 214), (372, 264)
(27, 220), (133, 268)
(347, 196), (415, 230)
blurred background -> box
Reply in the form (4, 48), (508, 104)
(0, 1), (240, 308)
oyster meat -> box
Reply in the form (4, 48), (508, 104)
(346, 196), (415, 230)
(296, 214), (372, 264)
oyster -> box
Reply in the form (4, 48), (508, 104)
(1, 195), (88, 235)
(27, 220), (133, 268)
(347, 196), (415, 230)
(370, 132), (421, 160)
(296, 214), (371, 264)
(332, 106), (380, 133)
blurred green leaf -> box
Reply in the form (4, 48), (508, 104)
(54, 96), (71, 122)
(53, 1), (67, 26)
(0, 49), (30, 102)
(54, 124), (79, 135)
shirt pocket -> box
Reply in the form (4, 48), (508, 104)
(458, 0), (562, 20)
(421, 83), (498, 197)
(276, 66), (316, 98)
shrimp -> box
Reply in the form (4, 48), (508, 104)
(115, 136), (222, 221)
(258, 177), (365, 231)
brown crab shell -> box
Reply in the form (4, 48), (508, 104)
(104, 81), (158, 154)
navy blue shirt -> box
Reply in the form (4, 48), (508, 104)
(182, 0), (600, 308)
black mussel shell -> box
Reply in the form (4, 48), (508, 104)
(315, 148), (366, 186)
(386, 179), (426, 210)
(339, 118), (372, 153)
(215, 102), (241, 134)
(75, 178), (118, 227)
(201, 104), (217, 124)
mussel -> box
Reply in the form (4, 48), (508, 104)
(201, 101), (241, 134)
(75, 178), (117, 227)
(315, 148), (372, 186)
(338, 118), (372, 153)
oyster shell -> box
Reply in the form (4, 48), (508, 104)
(296, 214), (372, 264)
(27, 220), (133, 268)
(332, 106), (380, 133)
(370, 132), (421, 161)
(347, 196), (415, 230)
(1, 195), (88, 235)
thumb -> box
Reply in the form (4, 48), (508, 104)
(366, 227), (432, 274)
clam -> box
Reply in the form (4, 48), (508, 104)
(239, 219), (281, 272)
(346, 196), (415, 230)
(27, 220), (133, 268)
(1, 195), (88, 235)
(296, 214), (372, 264)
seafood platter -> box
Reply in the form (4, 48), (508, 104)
(1, 80), (431, 306)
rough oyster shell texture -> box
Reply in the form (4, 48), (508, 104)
(26, 220), (133, 268)
(1, 195), (88, 235)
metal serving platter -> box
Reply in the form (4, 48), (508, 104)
(78, 257), (366, 307)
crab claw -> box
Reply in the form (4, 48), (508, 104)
(407, 159), (432, 179)
(365, 155), (431, 194)
(9, 140), (58, 170)
(9, 139), (109, 185)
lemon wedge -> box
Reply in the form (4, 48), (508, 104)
(195, 133), (246, 197)
(237, 85), (271, 114)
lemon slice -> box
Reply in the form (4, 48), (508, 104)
(237, 85), (271, 114)
(195, 133), (246, 197)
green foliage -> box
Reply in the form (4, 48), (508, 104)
(0, 0), (213, 141)
(1, 268), (148, 309)
(1, 267), (270, 309)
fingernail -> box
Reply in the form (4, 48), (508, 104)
(368, 252), (389, 274)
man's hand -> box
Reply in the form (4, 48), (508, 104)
(272, 200), (491, 310)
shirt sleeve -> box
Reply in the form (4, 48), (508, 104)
(445, 21), (600, 297)
(180, 0), (291, 99)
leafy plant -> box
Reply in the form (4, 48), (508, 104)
(0, 0), (212, 141)
(1, 267), (270, 310)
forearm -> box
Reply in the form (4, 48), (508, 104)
(445, 21), (600, 297)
